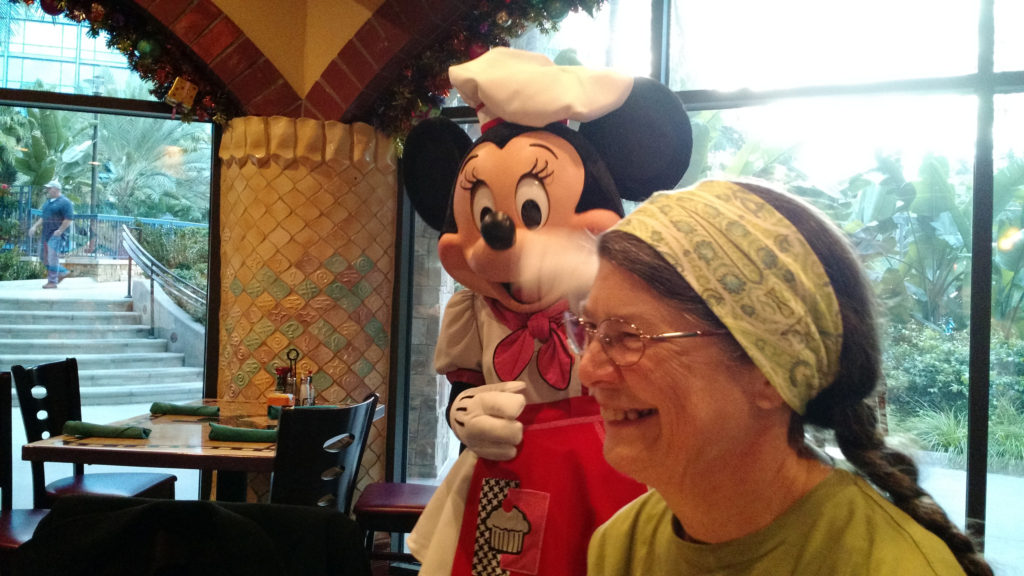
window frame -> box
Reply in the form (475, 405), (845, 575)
(0, 87), (223, 399)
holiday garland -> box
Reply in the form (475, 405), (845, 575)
(11, 0), (243, 124)
(10, 0), (605, 137)
(371, 0), (606, 138)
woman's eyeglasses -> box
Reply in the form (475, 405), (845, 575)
(562, 310), (729, 367)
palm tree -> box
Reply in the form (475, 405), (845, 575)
(97, 115), (212, 222)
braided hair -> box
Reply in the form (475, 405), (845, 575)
(599, 180), (992, 576)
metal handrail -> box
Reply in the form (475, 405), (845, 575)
(120, 224), (207, 324)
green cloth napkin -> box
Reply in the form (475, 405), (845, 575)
(149, 402), (220, 417)
(62, 421), (152, 439)
(208, 422), (277, 443)
(267, 404), (339, 420)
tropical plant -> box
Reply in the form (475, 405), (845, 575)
(12, 88), (95, 208)
(97, 115), (211, 221)
(0, 182), (43, 280)
(991, 155), (1024, 338)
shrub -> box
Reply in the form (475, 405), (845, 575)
(883, 324), (970, 415)
(890, 397), (1024, 475)
(0, 247), (44, 280)
(138, 225), (209, 276)
(883, 323), (1024, 417)
(135, 224), (209, 325)
(884, 323), (1024, 474)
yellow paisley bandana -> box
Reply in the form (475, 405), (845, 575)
(613, 180), (843, 414)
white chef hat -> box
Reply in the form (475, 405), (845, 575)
(448, 47), (635, 132)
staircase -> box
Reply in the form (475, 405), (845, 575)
(0, 278), (204, 405)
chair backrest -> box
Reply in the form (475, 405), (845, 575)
(270, 392), (378, 515)
(10, 358), (84, 501)
(11, 358), (83, 444)
(1, 372), (13, 512)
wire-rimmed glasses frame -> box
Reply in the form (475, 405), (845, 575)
(563, 310), (729, 367)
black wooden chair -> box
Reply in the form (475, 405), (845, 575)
(10, 358), (176, 509)
(0, 371), (49, 574)
(269, 393), (378, 514)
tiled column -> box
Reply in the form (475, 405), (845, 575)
(217, 116), (396, 488)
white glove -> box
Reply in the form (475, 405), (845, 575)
(449, 381), (527, 461)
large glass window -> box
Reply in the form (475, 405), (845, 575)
(0, 2), (213, 504)
(512, 0), (651, 76)
(1, 5), (146, 95)
(410, 1), (1023, 573)
(667, 0), (978, 91)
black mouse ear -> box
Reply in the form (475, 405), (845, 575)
(577, 77), (692, 202)
(401, 117), (473, 231)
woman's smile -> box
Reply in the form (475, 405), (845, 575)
(600, 406), (658, 423)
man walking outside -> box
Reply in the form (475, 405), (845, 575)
(28, 180), (73, 289)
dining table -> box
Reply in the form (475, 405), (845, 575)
(20, 399), (383, 502)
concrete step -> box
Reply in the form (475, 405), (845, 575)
(0, 338), (168, 355)
(0, 310), (143, 325)
(0, 296), (131, 313)
(0, 325), (152, 339)
(10, 381), (204, 406)
(0, 279), (204, 406)
(78, 367), (205, 387)
(78, 381), (204, 404)
(1, 352), (187, 370)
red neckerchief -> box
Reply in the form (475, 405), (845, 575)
(486, 298), (572, 390)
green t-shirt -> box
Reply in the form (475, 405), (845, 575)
(588, 469), (965, 575)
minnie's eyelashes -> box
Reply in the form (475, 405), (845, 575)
(459, 159), (552, 192)
(459, 166), (481, 191)
(528, 158), (554, 181)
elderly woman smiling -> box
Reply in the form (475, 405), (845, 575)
(572, 180), (991, 575)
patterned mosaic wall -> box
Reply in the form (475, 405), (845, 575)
(217, 116), (396, 491)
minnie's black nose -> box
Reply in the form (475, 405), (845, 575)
(481, 210), (516, 250)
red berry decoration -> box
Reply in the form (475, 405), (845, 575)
(88, 3), (105, 23)
(39, 0), (62, 16)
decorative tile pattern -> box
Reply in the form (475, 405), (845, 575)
(218, 117), (396, 487)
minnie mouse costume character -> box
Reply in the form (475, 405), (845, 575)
(403, 48), (692, 576)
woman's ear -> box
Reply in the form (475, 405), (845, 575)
(401, 117), (473, 232)
(752, 376), (789, 411)
(578, 77), (693, 203)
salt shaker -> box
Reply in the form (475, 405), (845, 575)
(301, 370), (315, 406)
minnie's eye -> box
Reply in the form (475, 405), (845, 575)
(471, 185), (496, 230)
(516, 176), (549, 230)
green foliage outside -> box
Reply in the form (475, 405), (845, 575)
(0, 181), (43, 280)
(136, 224), (209, 326)
(883, 324), (1024, 474)
(0, 106), (44, 280)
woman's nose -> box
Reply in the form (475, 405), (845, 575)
(577, 339), (617, 390)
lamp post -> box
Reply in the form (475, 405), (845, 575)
(85, 76), (103, 256)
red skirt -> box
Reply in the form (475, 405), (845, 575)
(451, 395), (646, 576)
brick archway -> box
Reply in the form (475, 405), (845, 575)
(133, 0), (468, 123)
